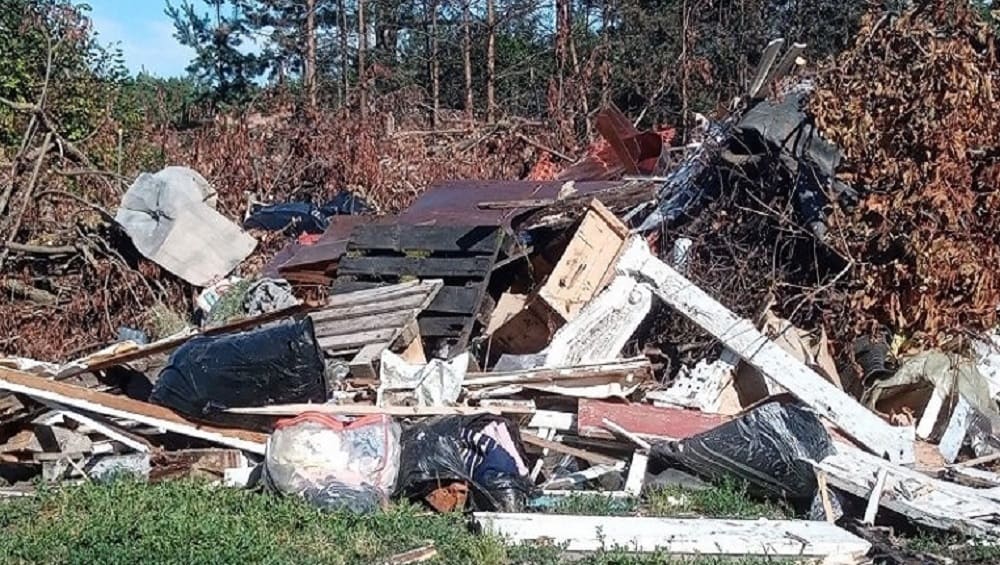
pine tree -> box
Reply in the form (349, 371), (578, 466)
(166, 0), (264, 107)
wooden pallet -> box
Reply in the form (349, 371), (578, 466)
(331, 224), (503, 355)
(308, 280), (442, 380)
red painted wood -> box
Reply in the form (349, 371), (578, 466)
(577, 399), (729, 441)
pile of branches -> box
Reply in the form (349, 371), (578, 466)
(811, 0), (1000, 344)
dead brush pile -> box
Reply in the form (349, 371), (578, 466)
(162, 88), (565, 215)
(1, 88), (571, 362)
(811, 0), (1000, 343)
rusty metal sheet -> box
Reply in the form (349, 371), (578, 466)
(396, 180), (624, 227)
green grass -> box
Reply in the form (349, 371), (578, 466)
(644, 479), (792, 520)
(903, 531), (1000, 563)
(0, 480), (798, 564)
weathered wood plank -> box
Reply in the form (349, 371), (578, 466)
(617, 237), (915, 464)
(544, 275), (652, 367)
(338, 256), (494, 279)
(317, 329), (399, 352)
(313, 310), (417, 338)
(0, 368), (267, 454)
(312, 294), (429, 323)
(474, 513), (872, 557)
(324, 280), (441, 309)
(348, 224), (502, 254)
(537, 200), (627, 321)
(814, 442), (1000, 537)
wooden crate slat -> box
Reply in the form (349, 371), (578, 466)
(338, 256), (494, 279)
(347, 224), (503, 255)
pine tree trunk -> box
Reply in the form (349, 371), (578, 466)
(600, 0), (611, 108)
(424, 0), (439, 129)
(339, 0), (349, 108)
(680, 0), (688, 140)
(462, 0), (473, 127)
(486, 0), (496, 123)
(358, 0), (368, 119)
(305, 0), (318, 108)
(555, 0), (568, 110)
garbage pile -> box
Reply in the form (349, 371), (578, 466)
(3, 1), (1000, 561)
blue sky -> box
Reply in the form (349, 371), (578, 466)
(87, 1), (205, 77)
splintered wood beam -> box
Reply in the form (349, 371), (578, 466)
(814, 442), (1000, 537)
(616, 237), (914, 464)
(474, 513), (872, 557)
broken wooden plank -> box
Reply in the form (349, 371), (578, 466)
(617, 237), (915, 464)
(749, 38), (786, 98)
(814, 442), (1000, 537)
(624, 451), (648, 496)
(43, 402), (153, 453)
(474, 513), (872, 557)
(317, 329), (399, 352)
(464, 358), (651, 388)
(917, 385), (948, 440)
(577, 399), (728, 442)
(537, 200), (627, 321)
(150, 448), (248, 482)
(347, 343), (391, 381)
(382, 542), (438, 565)
(863, 468), (888, 525)
(544, 275), (652, 367)
(226, 404), (533, 417)
(522, 432), (623, 467)
(311, 293), (432, 323)
(764, 42), (807, 91)
(939, 396), (975, 464)
(954, 450), (1000, 469)
(543, 463), (623, 490)
(325, 280), (434, 307)
(0, 367), (267, 454)
(313, 310), (417, 337)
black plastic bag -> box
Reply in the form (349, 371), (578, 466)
(320, 192), (374, 216)
(395, 415), (533, 511)
(150, 318), (327, 425)
(244, 202), (329, 235)
(649, 401), (834, 501)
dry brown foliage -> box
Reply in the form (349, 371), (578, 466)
(811, 0), (1000, 343)
(1, 89), (572, 361)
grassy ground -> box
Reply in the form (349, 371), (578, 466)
(0, 479), (803, 565)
